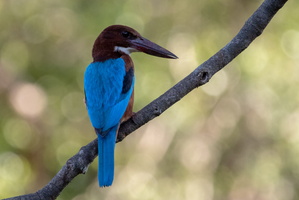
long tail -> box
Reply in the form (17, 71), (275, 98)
(96, 126), (117, 187)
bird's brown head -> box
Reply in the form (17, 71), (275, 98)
(92, 25), (178, 62)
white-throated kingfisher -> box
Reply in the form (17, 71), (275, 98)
(84, 25), (177, 187)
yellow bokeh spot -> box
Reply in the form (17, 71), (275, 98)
(3, 118), (34, 150)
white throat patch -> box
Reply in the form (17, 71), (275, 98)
(114, 46), (138, 55)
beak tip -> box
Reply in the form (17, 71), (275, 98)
(168, 54), (178, 59)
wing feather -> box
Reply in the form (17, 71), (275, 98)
(84, 58), (134, 130)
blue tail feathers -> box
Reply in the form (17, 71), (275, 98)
(96, 125), (118, 187)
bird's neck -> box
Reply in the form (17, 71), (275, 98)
(92, 49), (134, 72)
(92, 48), (122, 62)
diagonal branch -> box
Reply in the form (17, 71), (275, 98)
(3, 0), (288, 199)
(117, 0), (288, 141)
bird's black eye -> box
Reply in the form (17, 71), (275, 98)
(122, 31), (130, 38)
(121, 31), (136, 39)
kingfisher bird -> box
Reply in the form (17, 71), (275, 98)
(84, 25), (177, 187)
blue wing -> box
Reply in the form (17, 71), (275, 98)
(84, 58), (134, 131)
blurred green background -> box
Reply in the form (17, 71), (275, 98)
(0, 0), (299, 199)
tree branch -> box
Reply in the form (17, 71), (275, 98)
(3, 0), (288, 199)
(117, 0), (288, 141)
